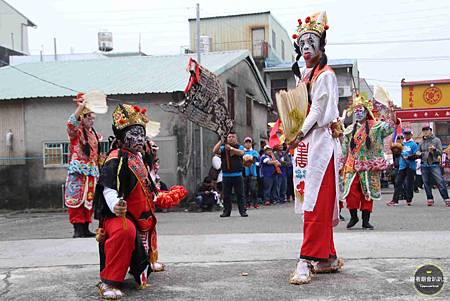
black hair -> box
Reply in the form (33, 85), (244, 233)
(291, 31), (328, 106)
(291, 31), (328, 80)
(82, 126), (100, 159)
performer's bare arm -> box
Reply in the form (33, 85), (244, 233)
(213, 140), (223, 154)
(229, 145), (244, 157)
(74, 97), (86, 120)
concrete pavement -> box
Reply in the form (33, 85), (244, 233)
(0, 189), (449, 300)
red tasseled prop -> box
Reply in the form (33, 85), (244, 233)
(155, 186), (188, 209)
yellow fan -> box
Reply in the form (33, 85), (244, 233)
(275, 83), (309, 143)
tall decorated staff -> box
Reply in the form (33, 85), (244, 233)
(288, 11), (344, 286)
(341, 92), (398, 230)
(93, 104), (187, 300)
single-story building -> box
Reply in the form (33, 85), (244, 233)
(263, 59), (359, 117)
(0, 50), (271, 209)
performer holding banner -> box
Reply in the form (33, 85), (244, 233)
(94, 104), (187, 299)
(341, 94), (397, 230)
(288, 11), (343, 285)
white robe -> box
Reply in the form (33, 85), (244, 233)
(295, 67), (341, 227)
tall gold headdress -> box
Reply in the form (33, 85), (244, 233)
(292, 11), (329, 40)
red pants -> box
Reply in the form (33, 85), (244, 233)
(68, 206), (93, 224)
(346, 174), (373, 212)
(300, 156), (337, 262)
(100, 217), (136, 284)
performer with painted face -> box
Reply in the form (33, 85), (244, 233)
(289, 11), (343, 285)
(94, 104), (187, 299)
(65, 93), (101, 238)
(341, 94), (397, 229)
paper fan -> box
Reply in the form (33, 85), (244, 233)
(84, 90), (108, 114)
(373, 85), (392, 107)
(146, 120), (160, 138)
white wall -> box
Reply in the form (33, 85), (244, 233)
(0, 0), (30, 53)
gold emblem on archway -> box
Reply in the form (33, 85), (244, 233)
(423, 87), (442, 105)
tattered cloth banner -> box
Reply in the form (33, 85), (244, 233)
(161, 58), (234, 137)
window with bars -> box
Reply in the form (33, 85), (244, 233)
(43, 141), (110, 167)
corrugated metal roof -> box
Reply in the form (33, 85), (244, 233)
(264, 59), (357, 71)
(0, 50), (270, 104)
(188, 11), (270, 21)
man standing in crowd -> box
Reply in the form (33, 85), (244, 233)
(274, 144), (290, 204)
(64, 93), (100, 238)
(213, 132), (247, 217)
(387, 129), (418, 206)
(418, 126), (450, 206)
(260, 145), (281, 206)
(243, 137), (260, 209)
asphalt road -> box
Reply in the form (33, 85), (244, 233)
(0, 189), (449, 241)
(0, 188), (449, 300)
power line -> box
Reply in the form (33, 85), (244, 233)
(52, 6), (195, 15)
(364, 78), (400, 84)
(0, 59), (123, 102)
(329, 37), (450, 45)
(356, 56), (450, 62)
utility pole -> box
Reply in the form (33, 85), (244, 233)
(138, 33), (142, 54)
(53, 38), (57, 61)
(196, 3), (204, 181)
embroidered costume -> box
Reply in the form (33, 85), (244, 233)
(341, 94), (396, 229)
(65, 94), (101, 238)
(94, 104), (187, 299)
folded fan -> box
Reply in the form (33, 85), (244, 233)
(84, 90), (108, 114)
(275, 83), (309, 144)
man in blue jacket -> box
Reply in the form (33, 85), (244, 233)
(387, 130), (418, 206)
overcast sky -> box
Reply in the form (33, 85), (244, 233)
(6, 0), (450, 105)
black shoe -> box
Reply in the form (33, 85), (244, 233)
(83, 223), (96, 237)
(240, 213), (248, 217)
(72, 223), (84, 238)
(362, 211), (374, 230)
(346, 209), (359, 229)
(220, 213), (230, 218)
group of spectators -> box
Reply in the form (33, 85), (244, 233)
(194, 132), (295, 216)
(388, 125), (450, 207)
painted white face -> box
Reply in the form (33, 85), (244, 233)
(298, 33), (321, 62)
(354, 107), (367, 122)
